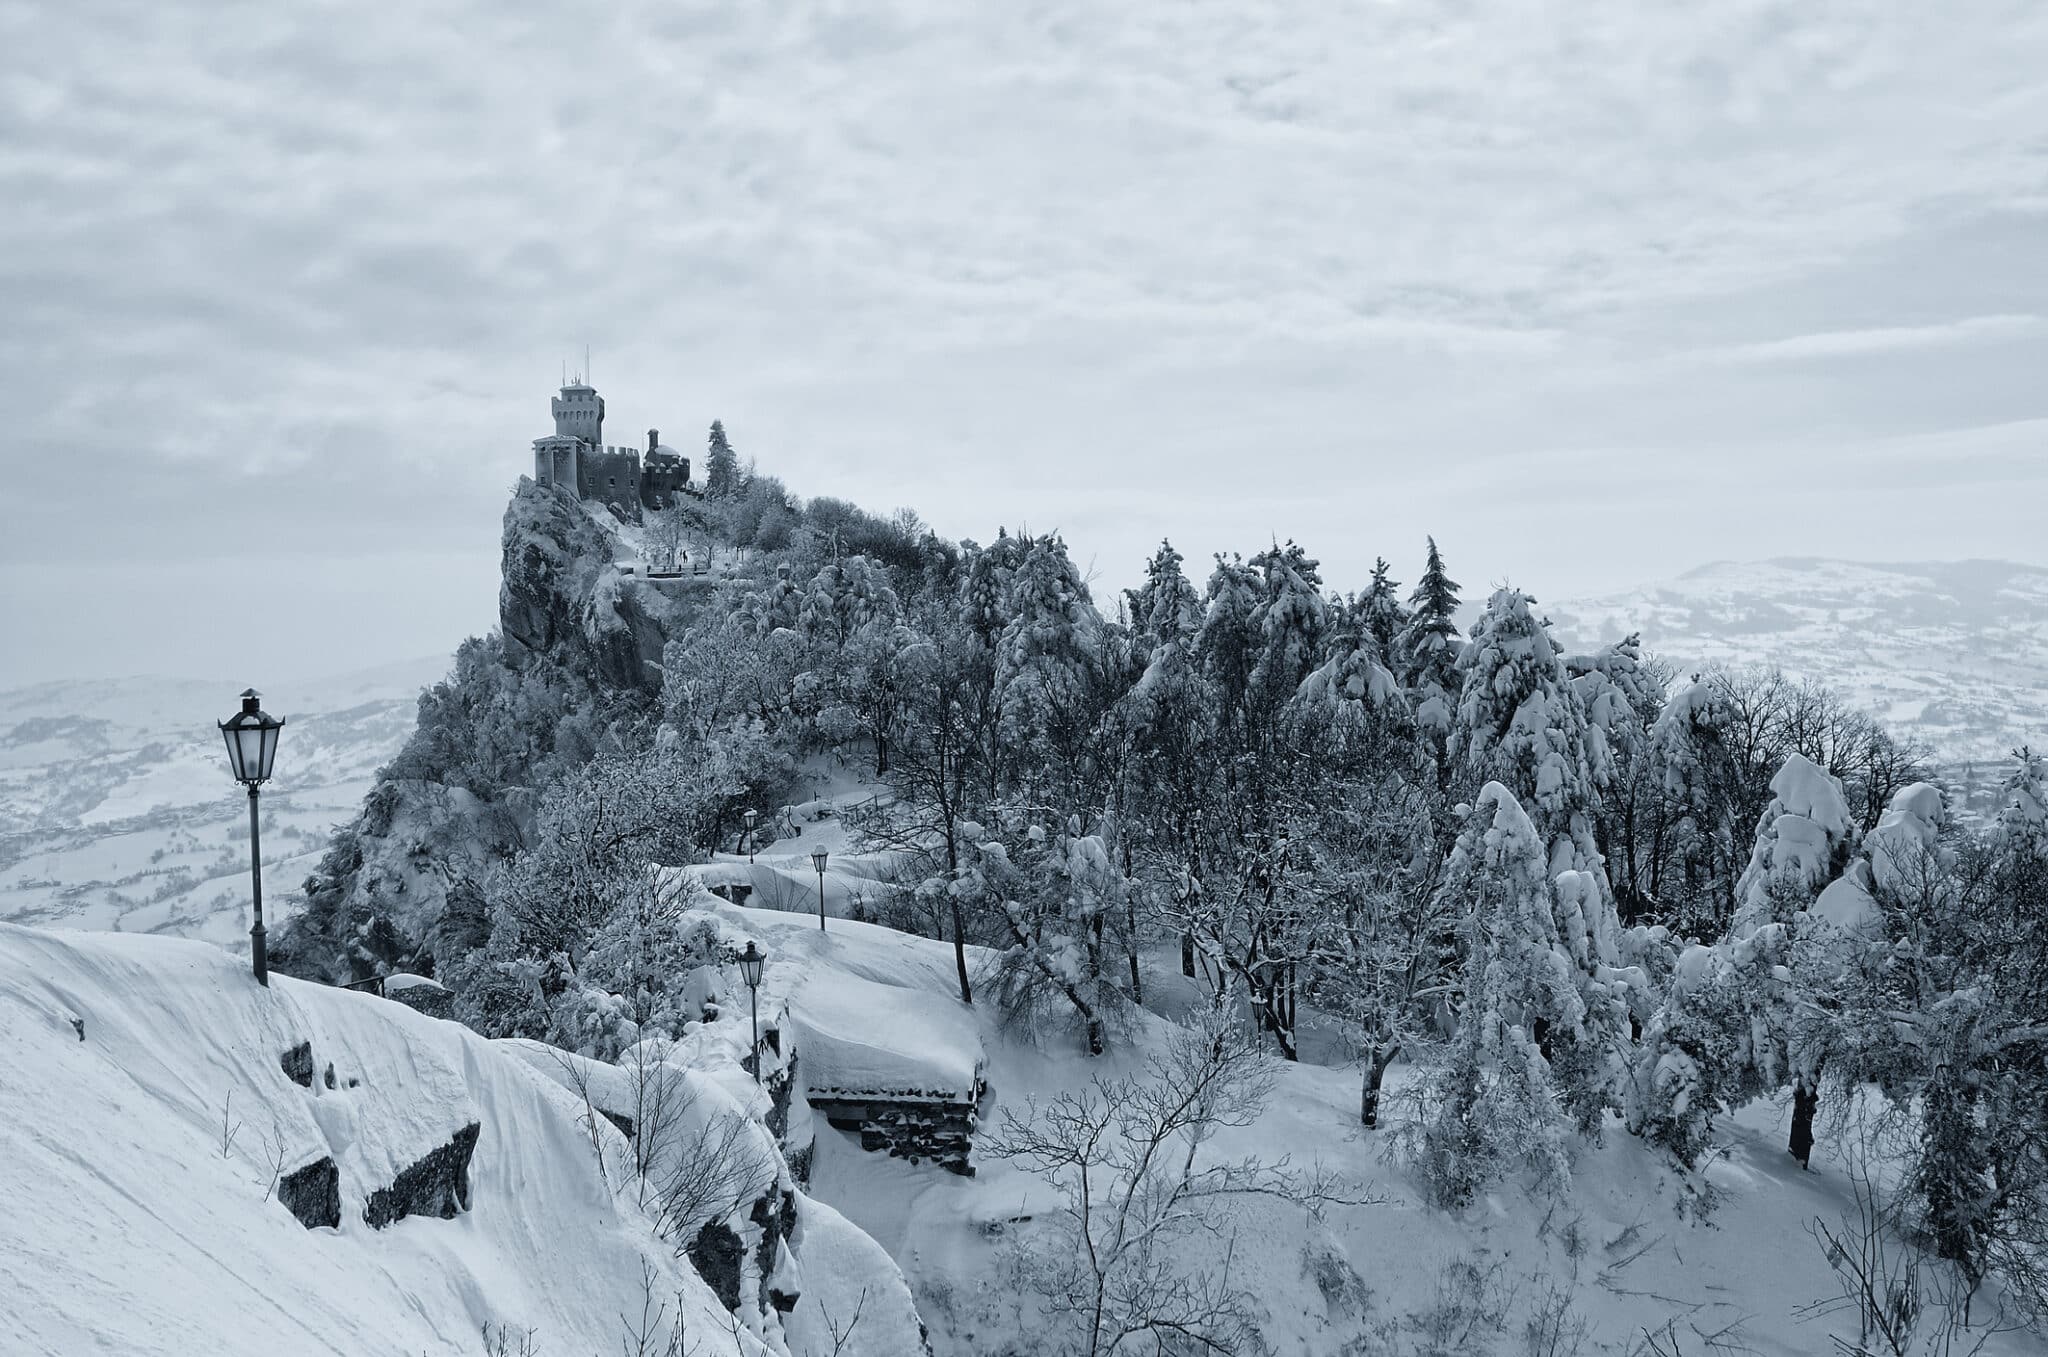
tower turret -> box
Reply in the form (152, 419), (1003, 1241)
(551, 380), (604, 447)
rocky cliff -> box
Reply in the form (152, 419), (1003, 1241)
(277, 479), (697, 982)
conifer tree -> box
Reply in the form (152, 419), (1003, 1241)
(1245, 540), (1330, 726)
(705, 420), (739, 498)
(1396, 538), (1462, 760)
(1357, 556), (1411, 660)
(1123, 539), (1202, 661)
(1452, 587), (1608, 878)
(1418, 782), (1576, 1202)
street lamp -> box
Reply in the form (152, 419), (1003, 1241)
(743, 807), (759, 864)
(218, 689), (284, 987)
(737, 940), (766, 1084)
(810, 846), (829, 932)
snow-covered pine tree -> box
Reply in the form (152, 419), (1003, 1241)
(1449, 587), (1643, 1128)
(995, 533), (1104, 803)
(1123, 538), (1202, 662)
(1293, 603), (1407, 753)
(1195, 553), (1261, 730)
(1452, 588), (1607, 877)
(1645, 677), (1746, 930)
(1240, 541), (1328, 717)
(1416, 782), (1576, 1202)
(704, 420), (739, 498)
(1396, 537), (1462, 763)
(1730, 753), (1858, 937)
(1357, 556), (1412, 661)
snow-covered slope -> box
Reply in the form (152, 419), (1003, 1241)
(0, 922), (921, 1357)
(1550, 558), (2048, 765)
(0, 658), (443, 944)
(694, 902), (2040, 1357)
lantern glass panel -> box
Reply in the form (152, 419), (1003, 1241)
(234, 726), (266, 782)
(220, 725), (246, 781)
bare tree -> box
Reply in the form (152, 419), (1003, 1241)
(1797, 1135), (2019, 1357)
(812, 1287), (868, 1357)
(985, 1015), (1378, 1355)
(551, 1044), (764, 1246)
(618, 1257), (701, 1357)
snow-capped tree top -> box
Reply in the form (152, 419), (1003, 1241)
(1731, 754), (1856, 936)
(1246, 540), (1330, 706)
(1767, 754), (1854, 835)
(1865, 781), (1947, 896)
(1566, 636), (1660, 786)
(1124, 538), (1202, 653)
(1996, 747), (2047, 851)
(1395, 538), (1463, 730)
(1452, 587), (1608, 871)
(997, 533), (1099, 679)
(1809, 859), (1883, 939)
(1355, 556), (1411, 659)
(1293, 628), (1408, 742)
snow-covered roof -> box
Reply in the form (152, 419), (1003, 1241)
(788, 969), (983, 1103)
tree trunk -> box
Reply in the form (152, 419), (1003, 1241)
(950, 896), (973, 1006)
(1789, 1075), (1818, 1169)
(1360, 1043), (1399, 1128)
(1181, 931), (1196, 978)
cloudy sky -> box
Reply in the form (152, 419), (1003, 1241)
(3, 1), (2045, 688)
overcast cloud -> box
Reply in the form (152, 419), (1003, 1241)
(3, 1), (2045, 687)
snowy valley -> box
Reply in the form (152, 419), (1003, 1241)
(0, 661), (443, 946)
(1550, 558), (2048, 770)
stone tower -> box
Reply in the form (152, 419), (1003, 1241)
(551, 380), (604, 447)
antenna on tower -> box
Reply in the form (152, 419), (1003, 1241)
(585, 344), (592, 386)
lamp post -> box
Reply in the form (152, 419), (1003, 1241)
(218, 689), (284, 987)
(737, 940), (766, 1084)
(742, 807), (759, 864)
(810, 846), (829, 932)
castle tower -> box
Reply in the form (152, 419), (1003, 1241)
(551, 380), (605, 448)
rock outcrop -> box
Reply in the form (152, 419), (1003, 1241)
(277, 1156), (341, 1229)
(281, 479), (704, 983)
(363, 1122), (481, 1229)
(279, 1040), (314, 1088)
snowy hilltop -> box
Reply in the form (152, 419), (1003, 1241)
(1550, 557), (2048, 767)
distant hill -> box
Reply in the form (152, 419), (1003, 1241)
(0, 658), (446, 945)
(1549, 558), (2048, 767)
